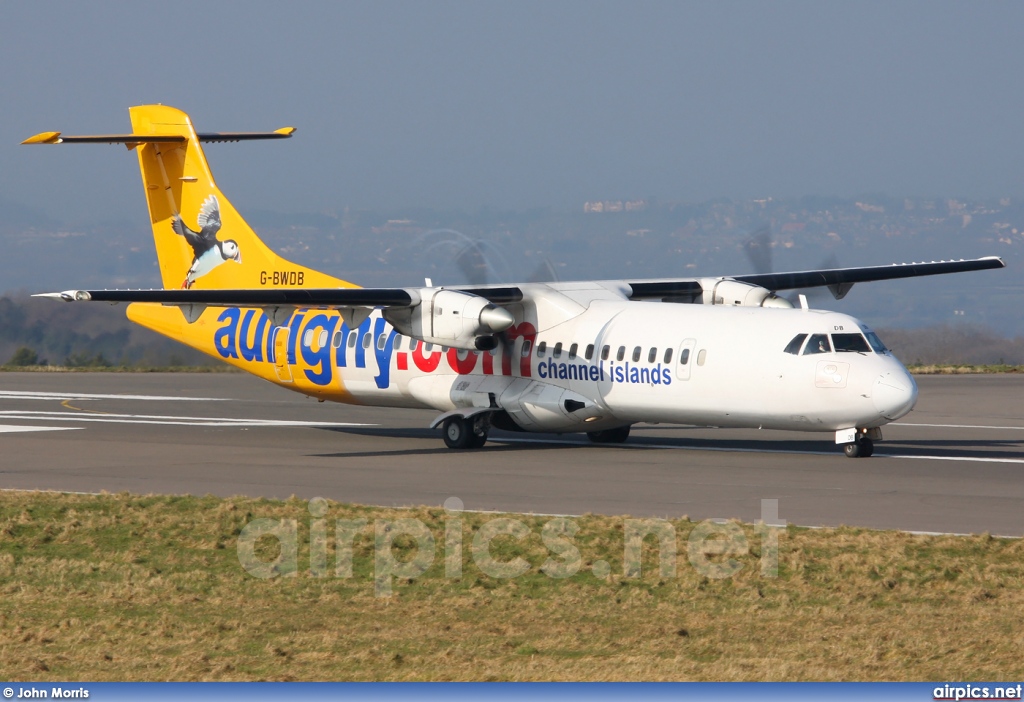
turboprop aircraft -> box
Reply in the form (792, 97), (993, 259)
(25, 105), (1005, 457)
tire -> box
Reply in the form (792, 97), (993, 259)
(442, 416), (473, 449)
(467, 431), (488, 448)
(587, 425), (631, 444)
(843, 437), (875, 458)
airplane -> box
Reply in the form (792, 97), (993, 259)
(24, 105), (1006, 458)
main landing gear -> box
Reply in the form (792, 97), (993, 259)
(442, 415), (489, 449)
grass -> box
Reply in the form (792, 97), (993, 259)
(907, 364), (1024, 374)
(1, 492), (1023, 681)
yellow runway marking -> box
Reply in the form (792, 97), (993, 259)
(60, 399), (111, 415)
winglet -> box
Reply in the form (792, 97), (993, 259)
(274, 126), (296, 137)
(22, 131), (62, 145)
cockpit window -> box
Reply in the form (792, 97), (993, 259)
(832, 333), (871, 353)
(864, 330), (888, 354)
(784, 334), (808, 355)
(803, 333), (831, 355)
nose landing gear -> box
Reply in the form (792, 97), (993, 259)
(837, 427), (880, 458)
(842, 437), (874, 458)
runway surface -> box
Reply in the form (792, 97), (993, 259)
(1, 372), (1022, 535)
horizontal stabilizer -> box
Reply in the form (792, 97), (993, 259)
(22, 128), (295, 146)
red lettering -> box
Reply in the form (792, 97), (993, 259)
(501, 322), (536, 377)
(412, 343), (442, 372)
(447, 348), (478, 375)
(396, 352), (408, 370)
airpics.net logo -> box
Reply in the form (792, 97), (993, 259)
(235, 498), (786, 597)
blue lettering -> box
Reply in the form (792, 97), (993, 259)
(335, 322), (350, 367)
(238, 310), (269, 362)
(353, 317), (372, 368)
(214, 308), (240, 359)
(287, 312), (305, 365)
(300, 313), (338, 386)
(371, 318), (398, 389)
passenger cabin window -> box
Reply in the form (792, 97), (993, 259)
(394, 335), (403, 350)
(648, 347), (658, 363)
(536, 341), (547, 357)
(663, 348), (673, 364)
(616, 346), (625, 362)
(521, 340), (532, 357)
(348, 331), (358, 348)
(632, 346), (642, 362)
(362, 333), (372, 349)
(319, 330), (329, 349)
(568, 343), (578, 360)
(332, 331), (343, 349)
(680, 348), (691, 365)
(832, 333), (871, 353)
(784, 333), (808, 355)
(803, 334), (831, 355)
(585, 344), (595, 361)
(410, 338), (419, 351)
(601, 345), (610, 361)
(376, 334), (387, 350)
(553, 342), (563, 358)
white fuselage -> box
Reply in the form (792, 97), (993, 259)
(276, 286), (918, 435)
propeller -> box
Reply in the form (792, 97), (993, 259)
(742, 224), (838, 305)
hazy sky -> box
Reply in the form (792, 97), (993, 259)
(3, 1), (1023, 221)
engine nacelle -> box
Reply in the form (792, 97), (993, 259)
(699, 279), (793, 308)
(384, 289), (515, 350)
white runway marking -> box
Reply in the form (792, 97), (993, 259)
(0, 390), (228, 402)
(896, 422), (1024, 431)
(0, 424), (80, 434)
(0, 411), (373, 429)
(493, 437), (1024, 464)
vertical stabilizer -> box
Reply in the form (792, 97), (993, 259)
(127, 104), (351, 290)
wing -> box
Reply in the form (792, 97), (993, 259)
(170, 217), (205, 256)
(195, 195), (222, 242)
(624, 256), (1006, 301)
(32, 256), (1004, 308)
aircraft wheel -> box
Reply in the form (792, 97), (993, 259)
(467, 431), (488, 448)
(442, 416), (473, 449)
(843, 438), (874, 458)
(860, 437), (874, 457)
(587, 425), (631, 444)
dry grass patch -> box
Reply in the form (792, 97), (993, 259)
(1, 492), (1022, 681)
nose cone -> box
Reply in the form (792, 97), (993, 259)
(873, 371), (918, 420)
(478, 305), (515, 333)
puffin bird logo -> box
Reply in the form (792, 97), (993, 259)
(171, 195), (242, 288)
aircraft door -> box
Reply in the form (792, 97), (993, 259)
(676, 338), (697, 380)
(273, 327), (293, 382)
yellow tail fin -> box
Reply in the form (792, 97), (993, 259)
(127, 104), (352, 290)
